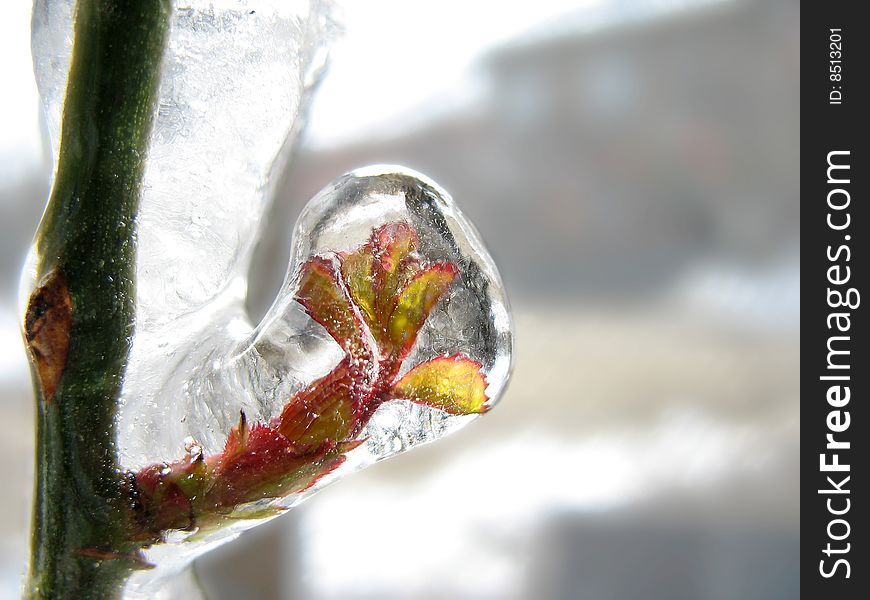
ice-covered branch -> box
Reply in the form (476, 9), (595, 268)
(25, 1), (171, 597)
(25, 2), (512, 598)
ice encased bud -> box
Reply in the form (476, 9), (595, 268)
(248, 166), (513, 460)
(128, 168), (514, 586)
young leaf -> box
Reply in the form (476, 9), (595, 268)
(296, 256), (365, 354)
(371, 222), (418, 310)
(277, 359), (360, 449)
(373, 222), (417, 267)
(387, 263), (457, 357)
(390, 354), (488, 415)
(209, 424), (329, 507)
(342, 222), (421, 348)
(341, 249), (378, 329)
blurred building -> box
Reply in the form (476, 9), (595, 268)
(251, 0), (798, 311)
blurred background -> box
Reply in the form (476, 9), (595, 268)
(1, 0), (798, 598)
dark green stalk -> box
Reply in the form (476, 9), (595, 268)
(25, 1), (171, 598)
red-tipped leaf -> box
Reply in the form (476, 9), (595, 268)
(390, 354), (489, 415)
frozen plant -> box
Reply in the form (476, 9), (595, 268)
(129, 221), (492, 543)
(23, 1), (512, 598)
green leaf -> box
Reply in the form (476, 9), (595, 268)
(390, 354), (488, 415)
(387, 263), (457, 356)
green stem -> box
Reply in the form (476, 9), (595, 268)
(26, 1), (171, 598)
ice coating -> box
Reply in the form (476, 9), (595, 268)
(247, 167), (513, 460)
(33, 0), (337, 466)
(30, 0), (512, 590)
(31, 0), (335, 322)
(124, 165), (514, 470)
(123, 166), (514, 589)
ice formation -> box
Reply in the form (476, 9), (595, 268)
(30, 0), (512, 590)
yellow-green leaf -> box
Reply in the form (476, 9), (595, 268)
(387, 263), (457, 356)
(390, 354), (488, 415)
(341, 249), (377, 330)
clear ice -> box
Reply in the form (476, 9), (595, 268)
(30, 0), (513, 590)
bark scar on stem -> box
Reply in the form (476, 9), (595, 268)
(25, 270), (73, 402)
